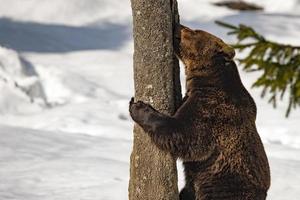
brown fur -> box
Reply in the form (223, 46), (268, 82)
(129, 25), (270, 200)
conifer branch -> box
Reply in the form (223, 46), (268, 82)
(216, 21), (300, 117)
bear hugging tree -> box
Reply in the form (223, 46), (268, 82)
(129, 25), (270, 200)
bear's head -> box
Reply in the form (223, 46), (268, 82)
(174, 25), (235, 81)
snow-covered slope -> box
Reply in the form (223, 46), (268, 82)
(0, 0), (299, 199)
(0, 46), (47, 114)
(0, 125), (130, 200)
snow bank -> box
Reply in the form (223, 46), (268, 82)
(0, 46), (46, 114)
(179, 0), (300, 22)
(0, 46), (85, 114)
(0, 50), (133, 138)
(246, 0), (300, 13)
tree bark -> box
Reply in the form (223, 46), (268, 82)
(129, 0), (181, 200)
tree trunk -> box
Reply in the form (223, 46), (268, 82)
(129, 0), (181, 199)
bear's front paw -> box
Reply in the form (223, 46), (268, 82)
(129, 98), (154, 123)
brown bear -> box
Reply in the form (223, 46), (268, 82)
(129, 24), (270, 200)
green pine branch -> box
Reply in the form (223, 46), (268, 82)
(216, 21), (300, 117)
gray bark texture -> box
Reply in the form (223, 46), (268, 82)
(129, 0), (181, 200)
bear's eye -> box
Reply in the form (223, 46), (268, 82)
(215, 47), (224, 55)
(213, 48), (228, 61)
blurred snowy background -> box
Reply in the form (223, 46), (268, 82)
(0, 0), (299, 199)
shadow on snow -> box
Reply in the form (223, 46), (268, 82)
(0, 17), (131, 53)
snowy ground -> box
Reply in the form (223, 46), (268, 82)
(0, 0), (299, 199)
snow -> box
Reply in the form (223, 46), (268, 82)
(0, 125), (130, 200)
(0, 0), (131, 26)
(0, 0), (299, 199)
